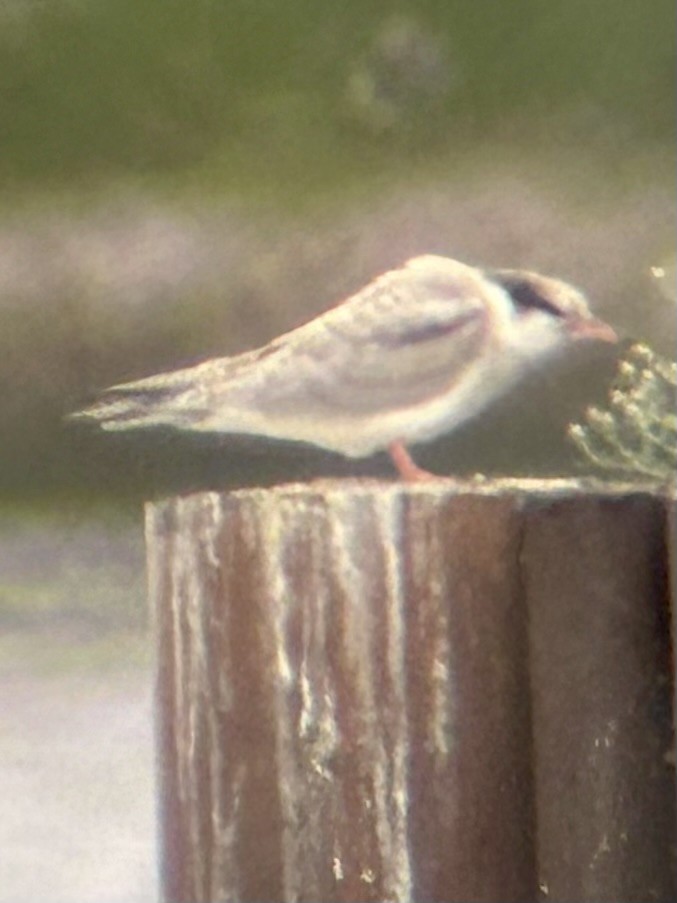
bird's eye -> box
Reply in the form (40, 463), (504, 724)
(502, 279), (566, 318)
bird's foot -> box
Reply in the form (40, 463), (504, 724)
(388, 441), (438, 483)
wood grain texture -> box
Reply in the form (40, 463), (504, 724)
(146, 479), (676, 903)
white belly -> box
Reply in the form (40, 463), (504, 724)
(200, 344), (529, 458)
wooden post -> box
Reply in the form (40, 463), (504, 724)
(146, 480), (676, 903)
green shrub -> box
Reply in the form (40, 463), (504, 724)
(569, 343), (676, 483)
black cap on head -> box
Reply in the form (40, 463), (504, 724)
(491, 272), (566, 318)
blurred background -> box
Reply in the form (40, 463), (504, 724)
(0, 1), (674, 899)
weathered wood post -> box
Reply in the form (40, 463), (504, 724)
(146, 480), (676, 903)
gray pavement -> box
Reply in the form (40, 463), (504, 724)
(0, 638), (157, 902)
(0, 511), (157, 902)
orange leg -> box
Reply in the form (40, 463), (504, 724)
(388, 441), (437, 482)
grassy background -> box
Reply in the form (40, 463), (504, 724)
(1, 0), (672, 192)
(0, 0), (673, 502)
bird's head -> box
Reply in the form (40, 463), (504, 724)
(491, 268), (618, 359)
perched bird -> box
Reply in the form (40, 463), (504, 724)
(71, 255), (617, 480)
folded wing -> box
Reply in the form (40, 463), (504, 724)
(248, 256), (492, 416)
(71, 256), (495, 433)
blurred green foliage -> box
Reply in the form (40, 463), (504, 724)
(0, 0), (673, 194)
(569, 343), (677, 482)
(0, 0), (673, 502)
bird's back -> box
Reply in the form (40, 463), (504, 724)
(70, 255), (505, 455)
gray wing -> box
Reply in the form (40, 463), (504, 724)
(244, 256), (493, 416)
(69, 346), (278, 429)
(73, 256), (494, 429)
